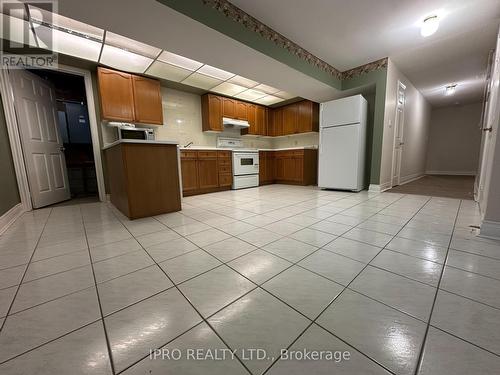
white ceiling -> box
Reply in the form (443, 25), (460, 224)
(230, 0), (500, 107)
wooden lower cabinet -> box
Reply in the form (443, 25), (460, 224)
(180, 150), (232, 196)
(106, 143), (181, 219)
(259, 151), (275, 185)
(270, 149), (317, 185)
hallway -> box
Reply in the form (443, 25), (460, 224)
(388, 175), (475, 200)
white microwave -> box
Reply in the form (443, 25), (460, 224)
(118, 126), (154, 141)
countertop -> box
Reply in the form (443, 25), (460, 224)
(103, 139), (179, 150)
(178, 145), (318, 151)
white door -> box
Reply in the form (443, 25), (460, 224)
(10, 69), (71, 208)
(476, 43), (499, 208)
(319, 124), (360, 190)
(392, 81), (406, 187)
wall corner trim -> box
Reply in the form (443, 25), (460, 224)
(480, 220), (500, 241)
(0, 203), (24, 235)
(369, 182), (391, 193)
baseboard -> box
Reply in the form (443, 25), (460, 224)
(425, 170), (476, 176)
(479, 220), (500, 241)
(369, 181), (391, 193)
(0, 203), (24, 235)
(399, 173), (424, 185)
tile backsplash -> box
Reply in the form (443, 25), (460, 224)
(101, 87), (318, 150)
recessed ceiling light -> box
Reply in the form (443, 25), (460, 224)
(445, 84), (457, 95)
(253, 83), (280, 94)
(29, 5), (104, 41)
(146, 60), (192, 82)
(421, 15), (439, 37)
(100, 44), (153, 73)
(182, 72), (222, 90)
(255, 95), (283, 105)
(0, 14), (37, 47)
(35, 24), (102, 61)
(105, 31), (160, 58)
(211, 82), (247, 96)
(228, 75), (259, 88)
(236, 89), (267, 101)
(197, 65), (235, 80)
(157, 50), (203, 71)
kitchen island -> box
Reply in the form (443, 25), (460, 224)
(104, 140), (181, 219)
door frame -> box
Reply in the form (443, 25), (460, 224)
(0, 64), (106, 212)
(390, 80), (406, 188)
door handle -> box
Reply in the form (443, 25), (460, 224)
(399, 142), (404, 145)
(483, 127), (493, 132)
(59, 146), (66, 152)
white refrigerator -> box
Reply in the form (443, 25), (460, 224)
(318, 94), (368, 192)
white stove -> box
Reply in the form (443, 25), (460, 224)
(217, 137), (259, 190)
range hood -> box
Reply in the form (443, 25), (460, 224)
(223, 117), (250, 129)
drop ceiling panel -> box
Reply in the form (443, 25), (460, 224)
(105, 31), (160, 58)
(157, 50), (203, 71)
(146, 60), (192, 82)
(197, 65), (235, 80)
(182, 72), (222, 89)
(99, 44), (153, 73)
(236, 89), (267, 101)
(211, 82), (247, 96)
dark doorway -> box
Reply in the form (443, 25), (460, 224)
(29, 69), (98, 199)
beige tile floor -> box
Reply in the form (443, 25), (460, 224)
(0, 185), (499, 374)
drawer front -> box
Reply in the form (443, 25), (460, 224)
(197, 151), (218, 159)
(292, 150), (304, 156)
(219, 174), (232, 186)
(218, 159), (231, 166)
(180, 150), (197, 159)
(218, 165), (232, 174)
(217, 151), (231, 159)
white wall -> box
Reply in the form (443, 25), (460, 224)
(101, 87), (318, 150)
(425, 102), (482, 175)
(378, 59), (431, 189)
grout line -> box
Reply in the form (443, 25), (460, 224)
(413, 200), (462, 375)
(261, 193), (425, 375)
(0, 208), (53, 333)
(79, 205), (117, 375)
(106, 206), (255, 375)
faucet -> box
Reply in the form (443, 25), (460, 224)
(183, 141), (193, 148)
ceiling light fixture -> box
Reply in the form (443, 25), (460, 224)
(421, 15), (439, 37)
(445, 84), (457, 95)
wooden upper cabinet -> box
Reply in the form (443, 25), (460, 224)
(246, 104), (257, 135)
(236, 101), (248, 120)
(201, 94), (223, 132)
(132, 75), (163, 125)
(97, 67), (163, 125)
(271, 107), (283, 136)
(222, 97), (236, 118)
(297, 100), (319, 133)
(98, 67), (135, 122)
(283, 104), (298, 135)
(255, 105), (267, 136)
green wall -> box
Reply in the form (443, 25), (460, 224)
(342, 69), (387, 185)
(0, 93), (21, 216)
